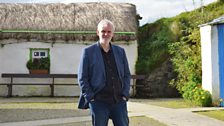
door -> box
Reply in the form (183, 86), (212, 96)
(218, 24), (224, 107)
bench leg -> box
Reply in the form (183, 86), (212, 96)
(7, 77), (13, 97)
(7, 84), (12, 97)
(50, 78), (54, 97)
(132, 79), (136, 96)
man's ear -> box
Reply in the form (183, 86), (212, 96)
(96, 30), (99, 36)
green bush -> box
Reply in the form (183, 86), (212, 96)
(136, 18), (176, 74)
(182, 81), (198, 100)
(26, 57), (50, 70)
(182, 82), (212, 107)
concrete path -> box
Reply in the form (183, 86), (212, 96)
(0, 99), (224, 126)
(128, 102), (224, 126)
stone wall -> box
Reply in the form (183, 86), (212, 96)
(136, 59), (180, 98)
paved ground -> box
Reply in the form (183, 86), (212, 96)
(0, 97), (224, 126)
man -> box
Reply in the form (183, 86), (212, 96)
(78, 19), (131, 126)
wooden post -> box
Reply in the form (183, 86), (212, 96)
(132, 78), (136, 96)
(7, 77), (13, 97)
(51, 77), (54, 97)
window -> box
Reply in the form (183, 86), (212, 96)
(29, 48), (50, 63)
(27, 48), (50, 73)
(32, 49), (48, 59)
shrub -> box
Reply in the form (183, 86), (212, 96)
(26, 57), (50, 70)
(192, 87), (212, 107)
(182, 81), (198, 100)
(182, 82), (212, 107)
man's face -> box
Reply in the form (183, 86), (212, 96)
(97, 23), (114, 44)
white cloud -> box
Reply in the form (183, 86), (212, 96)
(0, 0), (217, 25)
(137, 0), (216, 25)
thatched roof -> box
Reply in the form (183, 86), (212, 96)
(0, 3), (137, 43)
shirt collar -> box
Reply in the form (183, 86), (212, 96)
(98, 42), (112, 53)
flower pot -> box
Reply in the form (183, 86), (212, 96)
(29, 69), (49, 74)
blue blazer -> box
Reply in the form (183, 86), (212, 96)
(78, 42), (131, 109)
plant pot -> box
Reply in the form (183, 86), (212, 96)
(29, 69), (49, 74)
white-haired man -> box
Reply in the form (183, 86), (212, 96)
(78, 19), (131, 126)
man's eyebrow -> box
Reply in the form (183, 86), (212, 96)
(101, 30), (111, 32)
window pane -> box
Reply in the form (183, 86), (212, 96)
(34, 52), (39, 56)
(40, 52), (46, 57)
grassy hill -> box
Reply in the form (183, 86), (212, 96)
(137, 1), (224, 75)
(136, 1), (224, 106)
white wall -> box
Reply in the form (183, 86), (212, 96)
(200, 25), (220, 101)
(0, 41), (137, 96)
(117, 41), (137, 74)
(50, 41), (137, 74)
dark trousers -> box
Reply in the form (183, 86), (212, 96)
(89, 100), (129, 126)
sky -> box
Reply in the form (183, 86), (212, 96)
(0, 0), (217, 26)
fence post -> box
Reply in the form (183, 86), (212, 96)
(7, 77), (13, 97)
(51, 77), (54, 97)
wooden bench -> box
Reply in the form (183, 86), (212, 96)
(130, 75), (146, 96)
(0, 73), (145, 97)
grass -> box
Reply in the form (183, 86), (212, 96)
(129, 116), (167, 126)
(131, 98), (224, 122)
(196, 110), (224, 121)
(4, 97), (224, 125)
(0, 98), (199, 109)
(0, 102), (78, 110)
(131, 98), (198, 109)
(42, 116), (167, 126)
(0, 97), (168, 126)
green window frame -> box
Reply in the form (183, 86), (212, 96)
(29, 48), (50, 60)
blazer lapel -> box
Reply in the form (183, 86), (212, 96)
(95, 42), (106, 77)
(111, 44), (121, 78)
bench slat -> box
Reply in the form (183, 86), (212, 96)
(0, 83), (79, 85)
(2, 74), (77, 78)
(131, 75), (146, 79)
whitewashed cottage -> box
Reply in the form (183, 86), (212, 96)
(0, 3), (138, 97)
